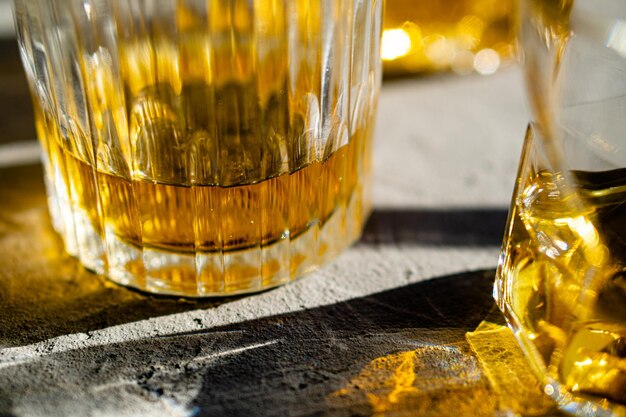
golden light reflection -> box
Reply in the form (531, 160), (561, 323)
(560, 327), (626, 404)
(382, 0), (516, 75)
(381, 28), (413, 61)
(466, 320), (556, 415)
(329, 344), (498, 416)
(327, 321), (561, 416)
(457, 15), (485, 49)
(367, 351), (420, 414)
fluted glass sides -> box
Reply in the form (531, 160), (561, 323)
(13, 0), (382, 296)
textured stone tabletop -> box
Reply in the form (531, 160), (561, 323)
(0, 38), (565, 417)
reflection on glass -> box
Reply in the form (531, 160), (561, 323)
(495, 0), (626, 415)
(466, 319), (557, 415)
(328, 324), (554, 416)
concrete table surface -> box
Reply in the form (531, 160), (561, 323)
(0, 37), (565, 416)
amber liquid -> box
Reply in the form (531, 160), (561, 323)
(32, 16), (376, 295)
(35, 81), (371, 295)
(499, 167), (626, 406)
(53, 126), (364, 254)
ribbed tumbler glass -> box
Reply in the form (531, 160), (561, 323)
(13, 0), (382, 296)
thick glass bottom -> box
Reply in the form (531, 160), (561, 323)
(494, 127), (626, 417)
(43, 150), (369, 297)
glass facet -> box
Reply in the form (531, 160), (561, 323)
(13, 0), (382, 296)
(495, 1), (626, 415)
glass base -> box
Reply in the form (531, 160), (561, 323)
(494, 126), (626, 417)
(46, 164), (367, 297)
(494, 294), (622, 417)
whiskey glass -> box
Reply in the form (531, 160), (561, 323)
(13, 0), (382, 297)
(495, 0), (626, 415)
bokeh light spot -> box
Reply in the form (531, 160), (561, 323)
(381, 28), (412, 61)
(473, 48), (500, 75)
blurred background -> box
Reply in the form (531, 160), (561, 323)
(0, 0), (12, 38)
(382, 0), (516, 76)
(0, 0), (37, 147)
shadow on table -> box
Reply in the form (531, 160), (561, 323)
(0, 39), (37, 145)
(0, 269), (505, 417)
(0, 162), (508, 348)
(188, 269), (499, 416)
(360, 207), (509, 247)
